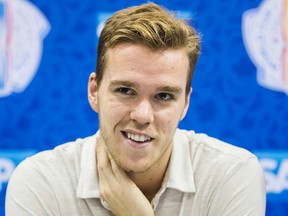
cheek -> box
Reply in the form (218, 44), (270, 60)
(161, 105), (184, 123)
(155, 108), (180, 132)
(99, 98), (130, 123)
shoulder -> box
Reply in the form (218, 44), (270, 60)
(8, 134), (97, 185)
(174, 129), (266, 214)
(174, 129), (263, 183)
(175, 128), (257, 163)
(6, 134), (98, 215)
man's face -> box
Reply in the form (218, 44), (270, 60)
(88, 43), (191, 174)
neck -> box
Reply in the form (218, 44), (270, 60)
(128, 144), (172, 202)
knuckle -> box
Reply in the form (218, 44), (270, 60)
(99, 188), (108, 199)
(97, 161), (108, 170)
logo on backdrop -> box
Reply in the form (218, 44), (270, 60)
(254, 151), (288, 202)
(0, 150), (36, 192)
(0, 0), (50, 98)
(96, 12), (113, 38)
(242, 0), (288, 94)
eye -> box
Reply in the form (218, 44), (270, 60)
(116, 87), (135, 95)
(155, 92), (174, 101)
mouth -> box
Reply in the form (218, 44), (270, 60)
(121, 131), (154, 143)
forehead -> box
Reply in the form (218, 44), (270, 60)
(107, 43), (188, 64)
(104, 44), (189, 83)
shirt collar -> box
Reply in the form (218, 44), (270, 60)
(164, 129), (196, 193)
(76, 129), (196, 199)
(77, 132), (100, 199)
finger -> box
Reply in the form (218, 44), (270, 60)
(96, 134), (122, 186)
(96, 135), (109, 168)
(107, 152), (117, 171)
(96, 135), (114, 180)
(96, 135), (116, 201)
(97, 134), (121, 176)
(107, 152), (129, 180)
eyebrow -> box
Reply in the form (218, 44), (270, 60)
(109, 80), (182, 94)
(110, 80), (135, 87)
(156, 86), (182, 94)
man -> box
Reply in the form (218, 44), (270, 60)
(6, 3), (266, 216)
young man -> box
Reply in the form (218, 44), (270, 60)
(6, 3), (266, 216)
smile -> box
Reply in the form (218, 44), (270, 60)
(122, 131), (153, 143)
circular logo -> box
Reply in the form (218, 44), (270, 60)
(0, 0), (50, 97)
(242, 0), (288, 94)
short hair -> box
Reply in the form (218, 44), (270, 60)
(95, 2), (201, 94)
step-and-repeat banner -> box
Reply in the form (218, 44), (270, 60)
(0, 0), (287, 215)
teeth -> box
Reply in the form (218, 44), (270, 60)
(126, 132), (151, 142)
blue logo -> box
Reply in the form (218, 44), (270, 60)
(0, 150), (36, 192)
(242, 0), (288, 95)
(254, 151), (288, 202)
(0, 0), (50, 97)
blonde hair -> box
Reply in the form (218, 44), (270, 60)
(96, 2), (201, 94)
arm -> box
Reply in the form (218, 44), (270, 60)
(96, 134), (155, 216)
(209, 157), (266, 216)
(5, 159), (59, 216)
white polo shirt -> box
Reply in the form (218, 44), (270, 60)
(6, 129), (266, 216)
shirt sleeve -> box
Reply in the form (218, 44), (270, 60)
(5, 158), (60, 216)
(209, 157), (266, 216)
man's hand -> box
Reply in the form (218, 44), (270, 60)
(96, 134), (155, 216)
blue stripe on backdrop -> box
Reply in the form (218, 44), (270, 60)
(255, 151), (288, 202)
(0, 150), (287, 215)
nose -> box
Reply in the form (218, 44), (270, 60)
(130, 100), (154, 125)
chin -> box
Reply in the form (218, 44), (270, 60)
(120, 161), (152, 174)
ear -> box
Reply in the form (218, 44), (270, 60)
(88, 72), (99, 113)
(179, 87), (192, 121)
